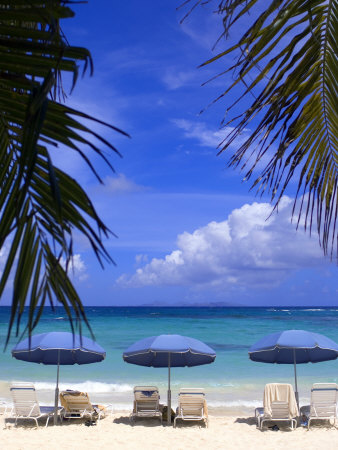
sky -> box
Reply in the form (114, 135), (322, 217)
(1, 1), (337, 307)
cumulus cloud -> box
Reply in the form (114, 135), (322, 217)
(61, 254), (88, 282)
(117, 197), (326, 291)
(172, 119), (249, 149)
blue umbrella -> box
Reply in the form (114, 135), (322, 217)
(123, 334), (216, 425)
(12, 332), (106, 425)
(249, 329), (338, 407)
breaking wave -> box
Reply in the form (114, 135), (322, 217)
(34, 380), (133, 393)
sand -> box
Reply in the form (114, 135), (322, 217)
(1, 413), (338, 450)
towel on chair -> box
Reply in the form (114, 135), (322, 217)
(263, 383), (298, 418)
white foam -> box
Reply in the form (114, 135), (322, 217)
(298, 309), (325, 311)
(208, 400), (261, 408)
(34, 380), (133, 393)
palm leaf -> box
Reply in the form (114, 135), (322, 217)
(0, 1), (129, 343)
(182, 0), (338, 259)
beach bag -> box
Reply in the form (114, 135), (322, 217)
(161, 406), (175, 421)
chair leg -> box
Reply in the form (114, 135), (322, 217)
(260, 419), (265, 430)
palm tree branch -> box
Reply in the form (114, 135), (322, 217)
(182, 0), (338, 258)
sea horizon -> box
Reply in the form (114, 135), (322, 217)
(1, 305), (337, 309)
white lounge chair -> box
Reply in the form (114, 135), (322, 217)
(60, 390), (105, 423)
(174, 388), (208, 427)
(256, 383), (298, 430)
(9, 383), (55, 427)
(130, 386), (162, 423)
(307, 383), (337, 429)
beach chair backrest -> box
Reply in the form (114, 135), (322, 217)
(60, 391), (93, 413)
(10, 383), (41, 417)
(270, 401), (290, 419)
(310, 383), (337, 417)
(178, 389), (205, 416)
(133, 386), (159, 412)
(263, 383), (298, 418)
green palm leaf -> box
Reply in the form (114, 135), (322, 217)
(0, 1), (129, 343)
(183, 0), (338, 259)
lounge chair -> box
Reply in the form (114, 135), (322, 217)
(130, 386), (162, 423)
(9, 383), (55, 427)
(174, 388), (208, 427)
(307, 383), (337, 429)
(256, 383), (298, 430)
(60, 390), (105, 423)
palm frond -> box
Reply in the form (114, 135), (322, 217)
(0, 1), (129, 342)
(182, 0), (338, 259)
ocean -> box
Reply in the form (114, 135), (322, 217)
(1, 306), (338, 415)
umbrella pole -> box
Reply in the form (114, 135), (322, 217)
(167, 352), (171, 425)
(293, 348), (299, 410)
(54, 349), (60, 426)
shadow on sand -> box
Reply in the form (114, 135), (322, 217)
(113, 415), (162, 427)
(235, 417), (297, 432)
(234, 417), (257, 427)
(113, 415), (206, 428)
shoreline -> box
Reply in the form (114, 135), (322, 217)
(0, 378), (333, 418)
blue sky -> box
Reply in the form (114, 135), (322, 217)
(2, 1), (336, 307)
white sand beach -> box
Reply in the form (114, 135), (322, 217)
(1, 413), (338, 450)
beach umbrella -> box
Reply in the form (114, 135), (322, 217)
(123, 334), (216, 425)
(12, 331), (106, 425)
(249, 329), (338, 407)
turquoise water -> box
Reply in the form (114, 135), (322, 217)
(1, 306), (338, 414)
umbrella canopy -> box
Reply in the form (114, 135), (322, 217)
(123, 334), (216, 425)
(12, 332), (105, 425)
(123, 334), (216, 367)
(249, 330), (338, 364)
(249, 329), (338, 407)
(12, 332), (106, 365)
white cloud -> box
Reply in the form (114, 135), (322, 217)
(61, 254), (88, 282)
(162, 70), (198, 90)
(172, 119), (249, 149)
(0, 244), (9, 277)
(117, 197), (327, 291)
(135, 254), (149, 265)
(179, 9), (224, 51)
(99, 174), (146, 194)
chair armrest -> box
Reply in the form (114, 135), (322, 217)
(28, 402), (39, 417)
(255, 407), (264, 418)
